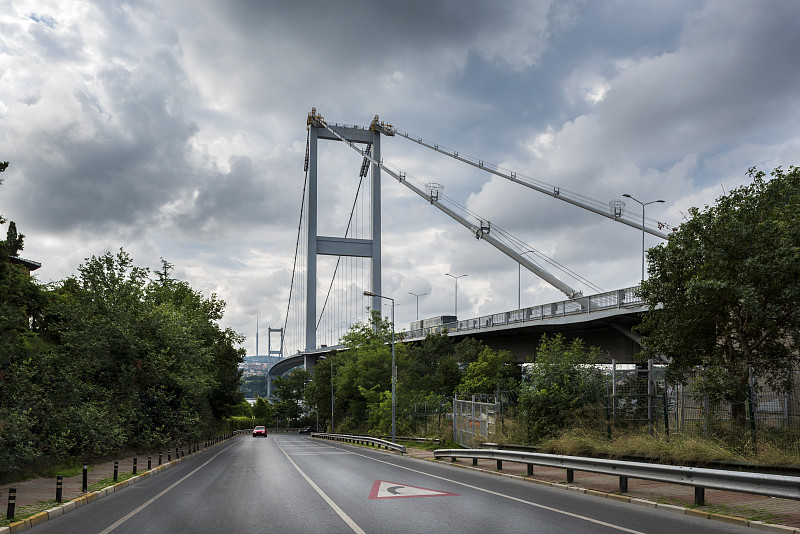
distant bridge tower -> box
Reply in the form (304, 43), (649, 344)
(266, 327), (284, 398)
(268, 327), (283, 360)
(304, 109), (394, 358)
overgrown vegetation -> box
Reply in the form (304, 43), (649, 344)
(299, 312), (520, 438)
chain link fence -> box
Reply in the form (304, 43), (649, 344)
(604, 364), (800, 452)
(456, 368), (799, 452)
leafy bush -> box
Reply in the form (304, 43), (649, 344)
(521, 334), (606, 441)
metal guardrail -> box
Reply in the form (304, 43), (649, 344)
(312, 433), (407, 453)
(433, 448), (800, 505)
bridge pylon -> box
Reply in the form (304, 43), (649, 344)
(304, 109), (393, 352)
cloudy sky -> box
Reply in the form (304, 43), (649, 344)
(2, 0), (799, 356)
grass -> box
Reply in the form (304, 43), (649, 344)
(0, 500), (60, 528)
(533, 427), (800, 466)
(88, 471), (137, 492)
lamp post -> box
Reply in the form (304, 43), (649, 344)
(518, 250), (535, 310)
(363, 290), (396, 443)
(444, 273), (467, 317)
(622, 194), (665, 281)
(408, 291), (429, 321)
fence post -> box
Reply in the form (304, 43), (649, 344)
(747, 364), (758, 453)
(611, 359), (617, 425)
(453, 395), (457, 445)
(605, 384), (612, 441)
(471, 395), (476, 449)
(647, 359), (654, 435)
(663, 390), (670, 438)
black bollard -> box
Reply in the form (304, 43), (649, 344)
(56, 476), (63, 503)
(113, 461), (119, 482)
(148, 456), (151, 470)
(82, 463), (88, 493)
(6, 487), (15, 520)
(168, 449), (171, 461)
(159, 451), (162, 465)
(133, 457), (138, 475)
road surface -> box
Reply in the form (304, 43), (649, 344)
(29, 434), (753, 533)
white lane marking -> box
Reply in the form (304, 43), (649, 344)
(318, 441), (645, 534)
(286, 452), (355, 456)
(275, 439), (366, 534)
(99, 441), (238, 534)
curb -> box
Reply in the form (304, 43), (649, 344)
(0, 438), (236, 533)
(419, 454), (800, 533)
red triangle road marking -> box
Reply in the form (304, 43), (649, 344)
(369, 480), (460, 500)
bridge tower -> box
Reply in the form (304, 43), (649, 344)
(304, 109), (394, 358)
(266, 327), (284, 398)
(267, 327), (283, 360)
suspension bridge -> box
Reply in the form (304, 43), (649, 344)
(267, 109), (670, 392)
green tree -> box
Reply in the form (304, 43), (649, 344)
(304, 355), (334, 431)
(520, 334), (606, 440)
(457, 346), (521, 394)
(252, 396), (275, 425)
(0, 169), (59, 471)
(273, 368), (309, 425)
(402, 333), (462, 397)
(637, 166), (800, 414)
(331, 312), (397, 429)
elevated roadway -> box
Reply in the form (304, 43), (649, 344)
(271, 286), (649, 391)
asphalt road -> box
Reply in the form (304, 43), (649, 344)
(29, 434), (754, 534)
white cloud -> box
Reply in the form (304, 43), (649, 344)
(2, 0), (799, 355)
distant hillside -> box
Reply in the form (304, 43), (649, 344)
(244, 355), (273, 364)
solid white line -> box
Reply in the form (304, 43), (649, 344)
(323, 442), (645, 534)
(98, 442), (236, 534)
(286, 452), (354, 456)
(275, 438), (366, 534)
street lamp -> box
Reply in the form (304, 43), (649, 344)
(622, 194), (665, 281)
(444, 273), (467, 317)
(518, 250), (535, 310)
(408, 291), (429, 321)
(363, 290), (396, 443)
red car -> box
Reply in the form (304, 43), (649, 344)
(252, 425), (267, 437)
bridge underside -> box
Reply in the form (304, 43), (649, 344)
(270, 308), (646, 386)
(444, 310), (644, 364)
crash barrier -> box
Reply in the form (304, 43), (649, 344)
(433, 448), (800, 506)
(312, 433), (406, 453)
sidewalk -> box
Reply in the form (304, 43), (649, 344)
(405, 448), (800, 533)
(0, 437), (230, 528)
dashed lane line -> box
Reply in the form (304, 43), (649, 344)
(275, 438), (366, 534)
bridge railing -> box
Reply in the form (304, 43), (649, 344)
(407, 286), (646, 339)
